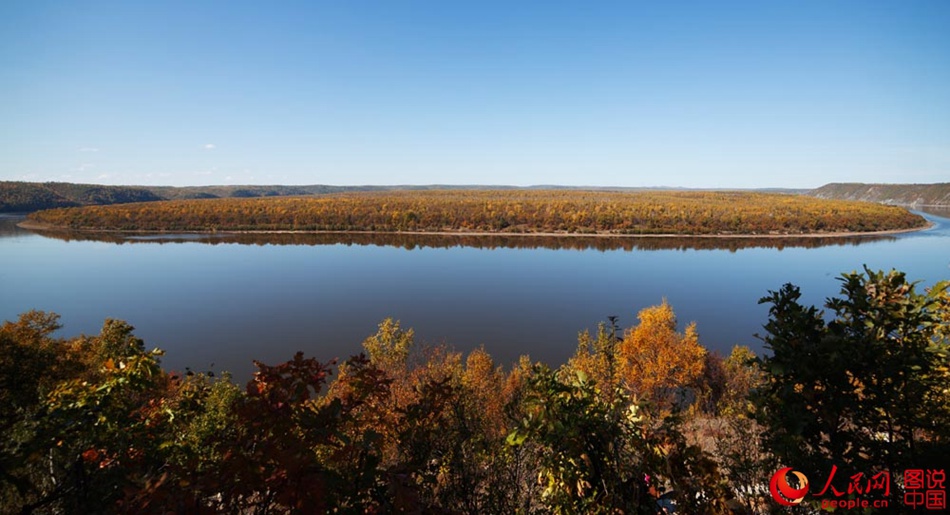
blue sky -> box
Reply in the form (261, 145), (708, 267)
(2, 1), (949, 188)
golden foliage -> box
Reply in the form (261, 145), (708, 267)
(617, 301), (706, 413)
(461, 347), (506, 437)
(362, 317), (414, 373)
(566, 323), (621, 400)
(719, 345), (763, 416)
(28, 189), (926, 235)
(564, 302), (710, 415)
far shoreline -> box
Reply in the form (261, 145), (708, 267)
(17, 219), (934, 240)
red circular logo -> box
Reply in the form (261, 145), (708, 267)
(770, 467), (809, 506)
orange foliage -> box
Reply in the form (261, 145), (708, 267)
(617, 301), (706, 413)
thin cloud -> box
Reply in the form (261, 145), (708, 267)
(97, 173), (110, 180)
(78, 147), (99, 152)
(71, 164), (94, 172)
(203, 143), (216, 150)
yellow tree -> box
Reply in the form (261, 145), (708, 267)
(461, 347), (506, 437)
(565, 320), (622, 403)
(362, 318), (413, 373)
(617, 301), (706, 414)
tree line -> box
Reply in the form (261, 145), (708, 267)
(28, 189), (926, 235)
(2, 268), (947, 513)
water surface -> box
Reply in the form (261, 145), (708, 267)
(2, 211), (947, 383)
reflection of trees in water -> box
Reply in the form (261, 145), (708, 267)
(0, 215), (30, 238)
(31, 229), (894, 252)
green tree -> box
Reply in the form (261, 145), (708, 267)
(507, 365), (655, 514)
(0, 311), (74, 510)
(567, 319), (622, 403)
(1, 317), (169, 513)
(756, 267), (950, 506)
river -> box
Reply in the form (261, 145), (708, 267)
(2, 209), (948, 383)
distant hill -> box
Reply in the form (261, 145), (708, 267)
(145, 184), (345, 200)
(1, 182), (520, 212)
(809, 183), (950, 207)
(1, 181), (815, 213)
(0, 182), (371, 212)
(0, 182), (162, 213)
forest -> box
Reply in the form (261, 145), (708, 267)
(2, 268), (948, 514)
(0, 182), (162, 213)
(0, 181), (506, 213)
(26, 190), (926, 236)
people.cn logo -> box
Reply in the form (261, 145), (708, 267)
(770, 467), (810, 506)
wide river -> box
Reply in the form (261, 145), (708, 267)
(2, 209), (948, 383)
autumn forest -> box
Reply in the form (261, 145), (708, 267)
(25, 190), (926, 236)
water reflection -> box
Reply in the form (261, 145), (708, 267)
(25, 227), (897, 252)
(0, 214), (31, 239)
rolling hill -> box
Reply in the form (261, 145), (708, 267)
(809, 183), (950, 207)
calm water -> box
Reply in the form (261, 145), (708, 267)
(2, 210), (948, 383)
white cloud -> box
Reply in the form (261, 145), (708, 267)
(203, 143), (216, 150)
(71, 163), (94, 172)
(97, 174), (110, 180)
(78, 147), (99, 152)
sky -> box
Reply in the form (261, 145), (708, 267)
(2, 1), (949, 189)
